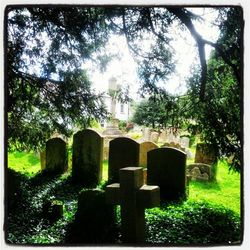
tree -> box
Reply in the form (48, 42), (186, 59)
(132, 93), (188, 131)
(186, 8), (242, 172)
(6, 5), (242, 156)
(6, 6), (111, 150)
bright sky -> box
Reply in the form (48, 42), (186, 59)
(88, 7), (220, 99)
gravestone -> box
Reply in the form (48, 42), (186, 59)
(108, 137), (139, 183)
(40, 150), (46, 170)
(150, 131), (159, 143)
(195, 143), (217, 165)
(187, 163), (211, 181)
(143, 128), (151, 141)
(72, 129), (103, 187)
(45, 138), (68, 174)
(180, 137), (190, 148)
(158, 130), (167, 143)
(66, 189), (116, 243)
(147, 147), (187, 201)
(106, 167), (160, 243)
(139, 141), (158, 168)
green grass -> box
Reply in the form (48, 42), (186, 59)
(8, 151), (241, 216)
(7, 150), (241, 245)
(189, 160), (241, 215)
(8, 151), (41, 177)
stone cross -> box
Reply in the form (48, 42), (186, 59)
(106, 167), (160, 244)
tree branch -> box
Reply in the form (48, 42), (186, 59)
(167, 7), (207, 101)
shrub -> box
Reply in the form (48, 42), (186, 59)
(145, 200), (241, 245)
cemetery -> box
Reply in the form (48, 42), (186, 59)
(5, 5), (243, 247)
(6, 128), (241, 245)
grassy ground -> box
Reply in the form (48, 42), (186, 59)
(189, 160), (241, 215)
(7, 151), (241, 215)
(6, 150), (241, 245)
(8, 151), (41, 177)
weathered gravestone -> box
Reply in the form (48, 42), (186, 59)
(180, 136), (190, 148)
(195, 143), (217, 165)
(158, 130), (167, 143)
(40, 150), (46, 170)
(150, 131), (159, 143)
(139, 141), (158, 168)
(187, 163), (211, 181)
(147, 147), (187, 202)
(106, 167), (160, 244)
(142, 127), (151, 141)
(108, 137), (139, 183)
(45, 138), (68, 174)
(72, 129), (103, 187)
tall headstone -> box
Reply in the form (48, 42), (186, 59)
(106, 167), (160, 243)
(147, 147), (187, 202)
(108, 137), (139, 183)
(45, 138), (68, 174)
(195, 143), (217, 165)
(139, 141), (158, 168)
(72, 129), (103, 187)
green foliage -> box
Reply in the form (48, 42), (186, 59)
(132, 94), (186, 130)
(145, 200), (241, 245)
(118, 120), (127, 131)
(65, 189), (117, 243)
(6, 152), (241, 245)
(6, 173), (82, 244)
(7, 7), (110, 151)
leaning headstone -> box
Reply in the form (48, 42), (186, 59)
(139, 141), (158, 168)
(72, 129), (103, 187)
(147, 147), (187, 202)
(45, 138), (68, 174)
(106, 167), (160, 243)
(150, 131), (159, 143)
(108, 137), (139, 183)
(187, 163), (211, 181)
(195, 143), (217, 165)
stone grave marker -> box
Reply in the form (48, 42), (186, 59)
(40, 150), (46, 170)
(106, 167), (160, 243)
(150, 131), (159, 143)
(180, 137), (190, 148)
(147, 147), (187, 201)
(143, 128), (151, 141)
(187, 163), (211, 181)
(45, 137), (68, 174)
(139, 141), (158, 168)
(195, 143), (217, 165)
(72, 129), (103, 187)
(108, 137), (139, 183)
(158, 130), (167, 143)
